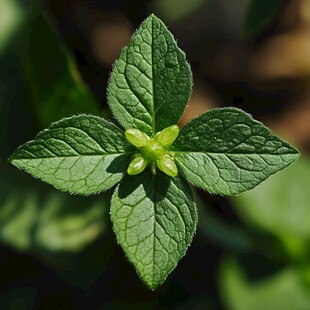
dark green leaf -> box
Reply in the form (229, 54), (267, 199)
(108, 14), (192, 136)
(10, 115), (134, 195)
(172, 108), (299, 195)
(110, 170), (197, 289)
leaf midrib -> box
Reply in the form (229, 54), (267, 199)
(151, 171), (156, 288)
(11, 152), (134, 160)
(151, 17), (155, 135)
(174, 151), (298, 156)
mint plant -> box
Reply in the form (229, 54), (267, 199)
(9, 14), (299, 290)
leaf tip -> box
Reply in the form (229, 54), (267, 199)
(7, 155), (14, 164)
(149, 13), (158, 19)
(8, 153), (19, 168)
(147, 13), (163, 26)
(140, 274), (163, 291)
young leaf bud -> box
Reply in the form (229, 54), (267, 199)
(125, 129), (150, 148)
(127, 155), (148, 175)
(157, 154), (178, 177)
(154, 125), (179, 147)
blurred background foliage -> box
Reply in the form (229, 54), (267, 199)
(1, 0), (310, 309)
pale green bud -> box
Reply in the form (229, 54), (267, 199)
(154, 125), (179, 147)
(127, 155), (148, 175)
(157, 154), (178, 177)
(125, 129), (150, 148)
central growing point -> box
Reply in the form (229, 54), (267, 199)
(125, 125), (179, 177)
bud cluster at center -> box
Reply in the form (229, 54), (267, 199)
(125, 125), (179, 177)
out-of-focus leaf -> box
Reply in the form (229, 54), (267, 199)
(232, 156), (310, 260)
(35, 192), (109, 252)
(197, 201), (253, 252)
(0, 8), (106, 254)
(22, 15), (101, 127)
(0, 45), (36, 159)
(0, 161), (110, 252)
(149, 0), (206, 23)
(0, 189), (37, 250)
(220, 256), (310, 310)
(243, 0), (285, 39)
(0, 0), (34, 55)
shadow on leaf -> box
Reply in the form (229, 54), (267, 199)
(117, 169), (170, 203)
(106, 153), (133, 174)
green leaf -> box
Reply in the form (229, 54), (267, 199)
(110, 170), (197, 290)
(22, 15), (101, 127)
(10, 115), (134, 195)
(108, 14), (192, 136)
(172, 108), (299, 195)
(243, 0), (285, 39)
